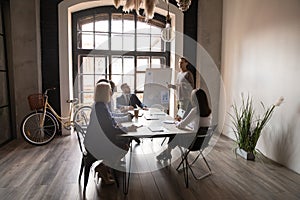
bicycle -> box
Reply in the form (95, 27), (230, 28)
(21, 87), (92, 145)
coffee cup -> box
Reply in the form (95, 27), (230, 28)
(134, 108), (139, 118)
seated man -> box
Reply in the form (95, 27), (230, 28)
(116, 83), (147, 111)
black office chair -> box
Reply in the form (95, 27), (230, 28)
(74, 122), (120, 195)
(74, 123), (94, 194)
(176, 124), (218, 188)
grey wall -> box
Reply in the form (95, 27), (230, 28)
(222, 0), (300, 173)
(197, 0), (223, 128)
(9, 0), (41, 138)
(198, 0), (222, 70)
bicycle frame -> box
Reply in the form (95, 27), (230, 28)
(40, 92), (74, 129)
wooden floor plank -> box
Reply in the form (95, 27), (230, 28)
(0, 133), (299, 200)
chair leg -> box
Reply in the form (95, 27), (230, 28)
(83, 153), (96, 195)
(183, 154), (189, 188)
(160, 137), (167, 146)
(79, 156), (84, 182)
(189, 151), (201, 167)
(176, 148), (189, 171)
(112, 169), (119, 188)
(188, 152), (212, 180)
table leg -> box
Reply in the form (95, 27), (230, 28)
(123, 139), (133, 195)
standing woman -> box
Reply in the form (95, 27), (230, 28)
(168, 57), (195, 119)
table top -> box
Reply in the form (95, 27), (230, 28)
(121, 108), (194, 138)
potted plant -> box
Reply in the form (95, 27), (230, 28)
(230, 94), (284, 160)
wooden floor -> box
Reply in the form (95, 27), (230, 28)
(0, 133), (299, 200)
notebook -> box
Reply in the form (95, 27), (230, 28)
(148, 126), (164, 132)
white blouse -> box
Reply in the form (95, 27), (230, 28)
(176, 107), (212, 131)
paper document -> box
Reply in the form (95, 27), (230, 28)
(163, 120), (176, 124)
(144, 115), (159, 120)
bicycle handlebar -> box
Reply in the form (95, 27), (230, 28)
(44, 87), (56, 95)
(66, 98), (78, 104)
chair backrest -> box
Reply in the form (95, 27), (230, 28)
(189, 124), (218, 152)
(74, 122), (87, 156)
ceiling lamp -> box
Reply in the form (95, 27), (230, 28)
(161, 3), (175, 42)
(175, 0), (192, 12)
(113, 0), (192, 20)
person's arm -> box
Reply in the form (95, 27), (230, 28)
(116, 96), (123, 109)
(131, 94), (145, 108)
(168, 84), (177, 90)
(113, 113), (133, 123)
(176, 107), (198, 130)
(186, 71), (195, 89)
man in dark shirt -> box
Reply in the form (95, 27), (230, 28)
(116, 83), (147, 111)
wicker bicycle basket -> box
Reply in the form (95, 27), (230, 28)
(28, 94), (44, 110)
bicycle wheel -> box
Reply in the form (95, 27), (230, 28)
(73, 106), (92, 129)
(21, 111), (57, 145)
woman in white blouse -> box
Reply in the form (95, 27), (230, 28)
(156, 88), (212, 160)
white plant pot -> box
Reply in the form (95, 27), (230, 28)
(236, 148), (255, 160)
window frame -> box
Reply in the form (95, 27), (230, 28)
(72, 6), (170, 104)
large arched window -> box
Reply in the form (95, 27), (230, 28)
(72, 6), (170, 104)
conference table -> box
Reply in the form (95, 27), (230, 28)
(119, 108), (195, 194)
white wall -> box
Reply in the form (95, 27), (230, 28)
(222, 0), (300, 173)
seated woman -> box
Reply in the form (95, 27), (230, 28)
(84, 82), (137, 184)
(156, 88), (212, 160)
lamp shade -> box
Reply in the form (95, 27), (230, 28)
(161, 23), (175, 42)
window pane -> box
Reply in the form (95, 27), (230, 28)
(152, 57), (165, 68)
(79, 32), (94, 49)
(137, 21), (151, 34)
(151, 35), (163, 52)
(0, 72), (8, 106)
(151, 25), (161, 34)
(81, 93), (94, 104)
(95, 56), (107, 74)
(0, 107), (11, 144)
(111, 14), (122, 33)
(137, 57), (150, 71)
(123, 14), (135, 33)
(95, 14), (109, 32)
(111, 34), (123, 51)
(95, 33), (109, 50)
(136, 73), (145, 91)
(123, 57), (134, 75)
(137, 35), (150, 51)
(111, 56), (122, 74)
(81, 75), (95, 92)
(123, 34), (135, 51)
(111, 75), (122, 87)
(78, 16), (94, 31)
(95, 74), (106, 84)
(123, 75), (134, 90)
(82, 57), (94, 74)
